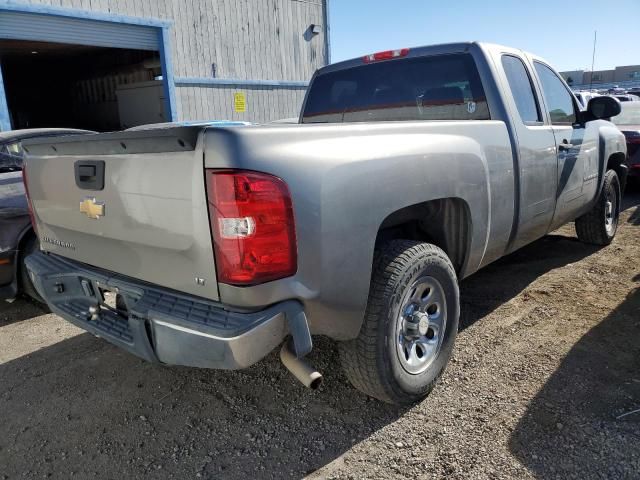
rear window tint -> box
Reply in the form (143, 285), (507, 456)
(302, 53), (490, 123)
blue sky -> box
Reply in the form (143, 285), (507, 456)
(328, 0), (640, 72)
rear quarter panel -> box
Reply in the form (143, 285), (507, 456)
(203, 121), (513, 339)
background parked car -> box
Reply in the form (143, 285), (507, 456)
(612, 94), (640, 102)
(573, 91), (601, 109)
(0, 128), (93, 302)
(125, 120), (252, 131)
(611, 102), (640, 186)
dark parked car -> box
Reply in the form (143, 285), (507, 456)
(0, 128), (93, 301)
(612, 102), (640, 183)
(613, 94), (640, 102)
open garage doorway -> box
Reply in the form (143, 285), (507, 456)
(0, 6), (175, 132)
(0, 39), (167, 131)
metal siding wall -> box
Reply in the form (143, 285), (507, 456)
(177, 85), (306, 123)
(149, 0), (326, 81)
(6, 0), (327, 122)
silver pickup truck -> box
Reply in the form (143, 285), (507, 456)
(23, 42), (627, 404)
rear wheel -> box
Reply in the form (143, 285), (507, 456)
(19, 236), (44, 304)
(339, 240), (459, 404)
(575, 169), (621, 246)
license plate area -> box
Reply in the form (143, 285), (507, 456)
(99, 288), (118, 310)
(79, 285), (133, 343)
(96, 286), (129, 319)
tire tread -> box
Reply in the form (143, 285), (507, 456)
(339, 240), (456, 404)
(575, 170), (620, 246)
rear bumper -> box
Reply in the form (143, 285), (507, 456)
(24, 252), (309, 370)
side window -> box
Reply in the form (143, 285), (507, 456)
(534, 62), (577, 125)
(501, 55), (541, 124)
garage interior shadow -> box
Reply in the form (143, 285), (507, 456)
(0, 39), (166, 131)
(0, 192), (638, 479)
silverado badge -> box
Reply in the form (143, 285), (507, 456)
(79, 197), (105, 220)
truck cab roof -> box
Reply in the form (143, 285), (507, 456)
(317, 42), (533, 75)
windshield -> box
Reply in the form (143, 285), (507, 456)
(302, 53), (490, 123)
(612, 104), (640, 125)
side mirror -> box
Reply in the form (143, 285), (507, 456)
(586, 96), (621, 120)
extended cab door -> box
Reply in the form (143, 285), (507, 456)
(532, 61), (595, 229)
(498, 52), (558, 251)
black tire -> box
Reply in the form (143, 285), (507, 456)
(339, 240), (459, 405)
(19, 236), (45, 304)
(575, 170), (621, 246)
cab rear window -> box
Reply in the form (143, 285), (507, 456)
(302, 53), (490, 123)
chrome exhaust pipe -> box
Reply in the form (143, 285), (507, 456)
(280, 340), (323, 390)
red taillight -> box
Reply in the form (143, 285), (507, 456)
(205, 170), (297, 286)
(363, 48), (409, 63)
(21, 164), (38, 235)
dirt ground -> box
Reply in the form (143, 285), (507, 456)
(1, 191), (638, 480)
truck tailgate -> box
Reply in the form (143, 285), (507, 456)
(23, 127), (219, 300)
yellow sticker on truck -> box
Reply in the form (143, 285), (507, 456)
(234, 92), (246, 112)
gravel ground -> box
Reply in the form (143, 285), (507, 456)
(0, 191), (638, 480)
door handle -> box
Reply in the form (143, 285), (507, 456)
(558, 141), (574, 151)
(74, 160), (105, 190)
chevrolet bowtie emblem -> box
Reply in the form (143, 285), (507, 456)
(79, 197), (105, 219)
